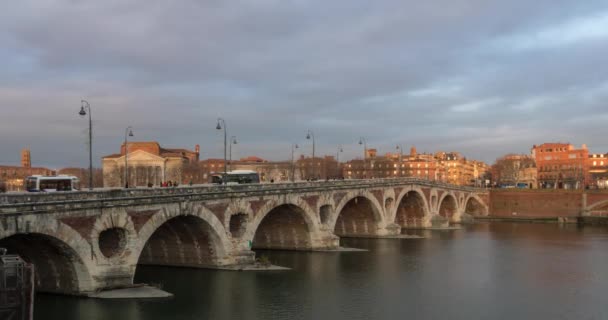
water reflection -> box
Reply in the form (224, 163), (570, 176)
(35, 223), (608, 320)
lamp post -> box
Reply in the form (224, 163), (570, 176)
(306, 130), (315, 179)
(78, 100), (93, 190)
(229, 136), (237, 172)
(425, 152), (430, 180)
(124, 126), (134, 188)
(359, 137), (367, 179)
(216, 118), (227, 184)
(336, 145), (343, 178)
(396, 144), (404, 178)
(291, 143), (299, 182)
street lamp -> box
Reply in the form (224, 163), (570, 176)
(337, 145), (343, 178)
(124, 126), (134, 188)
(306, 130), (315, 179)
(359, 137), (367, 179)
(291, 143), (299, 182)
(216, 118), (227, 184)
(229, 136), (237, 172)
(78, 100), (93, 190)
(396, 144), (403, 178)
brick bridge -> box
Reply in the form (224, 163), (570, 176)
(0, 178), (489, 296)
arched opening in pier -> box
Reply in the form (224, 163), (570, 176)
(229, 213), (249, 238)
(438, 195), (458, 219)
(137, 215), (225, 268)
(0, 233), (90, 294)
(464, 196), (487, 216)
(395, 191), (427, 229)
(252, 204), (312, 250)
(98, 227), (128, 258)
(334, 196), (381, 236)
(320, 205), (332, 225)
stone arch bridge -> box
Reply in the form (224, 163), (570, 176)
(0, 178), (488, 295)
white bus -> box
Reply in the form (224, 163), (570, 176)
(210, 170), (260, 185)
(25, 175), (80, 192)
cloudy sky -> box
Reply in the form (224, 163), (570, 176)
(2, 0), (608, 168)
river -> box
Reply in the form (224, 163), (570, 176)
(35, 222), (608, 320)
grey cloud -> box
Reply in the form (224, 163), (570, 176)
(1, 0), (608, 168)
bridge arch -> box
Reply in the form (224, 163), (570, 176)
(394, 189), (430, 229)
(246, 203), (317, 250)
(586, 199), (608, 216)
(438, 193), (458, 220)
(332, 193), (385, 237)
(463, 194), (489, 216)
(0, 227), (94, 294)
(135, 205), (233, 269)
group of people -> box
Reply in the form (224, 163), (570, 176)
(146, 181), (180, 188)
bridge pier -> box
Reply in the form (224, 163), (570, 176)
(310, 230), (340, 250)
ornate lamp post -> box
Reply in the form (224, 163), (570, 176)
(396, 144), (403, 178)
(291, 143), (299, 182)
(306, 130), (315, 179)
(78, 100), (93, 190)
(336, 145), (343, 178)
(216, 118), (227, 184)
(229, 136), (237, 172)
(359, 137), (367, 179)
(124, 126), (134, 188)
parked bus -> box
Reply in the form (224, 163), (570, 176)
(25, 175), (80, 192)
(210, 170), (260, 185)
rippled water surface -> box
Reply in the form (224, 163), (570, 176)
(36, 223), (608, 320)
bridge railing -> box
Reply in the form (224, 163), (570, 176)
(0, 177), (485, 210)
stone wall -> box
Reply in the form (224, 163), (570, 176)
(489, 190), (584, 218)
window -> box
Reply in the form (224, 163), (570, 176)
(594, 161), (597, 166)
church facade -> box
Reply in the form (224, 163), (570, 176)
(102, 142), (199, 187)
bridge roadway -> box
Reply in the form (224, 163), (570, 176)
(0, 178), (488, 296)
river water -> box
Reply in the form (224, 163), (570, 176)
(35, 222), (608, 320)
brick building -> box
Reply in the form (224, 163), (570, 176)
(532, 143), (589, 189)
(491, 154), (537, 188)
(102, 142), (200, 187)
(588, 153), (608, 189)
(342, 146), (488, 186)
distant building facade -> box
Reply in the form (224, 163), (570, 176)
(102, 142), (200, 187)
(587, 153), (608, 189)
(0, 149), (55, 191)
(532, 143), (589, 189)
(342, 146), (488, 186)
(491, 154), (537, 188)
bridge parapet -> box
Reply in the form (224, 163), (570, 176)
(0, 178), (485, 215)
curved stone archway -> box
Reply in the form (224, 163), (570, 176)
(395, 190), (429, 229)
(251, 204), (314, 250)
(0, 233), (93, 295)
(464, 195), (489, 216)
(334, 196), (384, 237)
(136, 214), (230, 268)
(438, 194), (458, 219)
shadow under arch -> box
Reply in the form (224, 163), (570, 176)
(438, 194), (458, 219)
(464, 195), (488, 216)
(136, 215), (228, 268)
(251, 204), (313, 250)
(0, 233), (92, 295)
(395, 190), (428, 229)
(334, 196), (383, 236)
